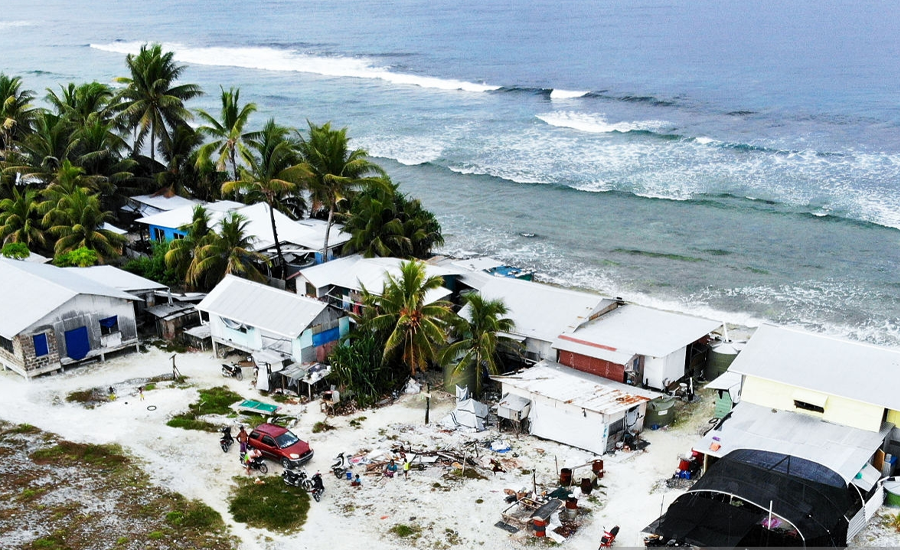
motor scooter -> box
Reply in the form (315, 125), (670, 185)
(221, 363), (243, 381)
(331, 452), (349, 479)
(599, 526), (619, 548)
(310, 472), (325, 502)
(220, 426), (234, 452)
(282, 468), (313, 490)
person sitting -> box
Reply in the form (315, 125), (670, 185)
(351, 474), (362, 487)
(384, 459), (398, 478)
(244, 447), (262, 475)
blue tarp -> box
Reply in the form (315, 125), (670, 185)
(312, 326), (340, 347)
(64, 326), (89, 360)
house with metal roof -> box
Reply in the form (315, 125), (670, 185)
(0, 259), (141, 378)
(196, 275), (348, 365)
(728, 324), (900, 432)
(458, 276), (616, 364)
(645, 325), (900, 548)
(137, 201), (351, 267)
(294, 255), (460, 313)
(492, 360), (658, 454)
(552, 304), (721, 391)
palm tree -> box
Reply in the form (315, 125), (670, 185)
(165, 204), (212, 281)
(7, 110), (73, 183)
(0, 73), (36, 152)
(297, 121), (386, 262)
(115, 43), (202, 162)
(196, 86), (257, 178)
(360, 260), (454, 376)
(187, 212), (269, 290)
(343, 184), (409, 258)
(0, 187), (46, 250)
(46, 186), (124, 262)
(46, 81), (117, 127)
(223, 119), (304, 276)
(441, 293), (517, 397)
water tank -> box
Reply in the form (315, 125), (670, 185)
(443, 361), (476, 396)
(645, 396), (677, 428)
(704, 342), (745, 381)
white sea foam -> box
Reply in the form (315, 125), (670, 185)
(549, 89), (589, 99)
(536, 111), (668, 134)
(90, 42), (500, 93)
(0, 21), (34, 29)
(357, 135), (445, 166)
(694, 136), (716, 145)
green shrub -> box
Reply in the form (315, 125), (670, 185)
(312, 421), (335, 433)
(228, 476), (309, 532)
(389, 524), (421, 538)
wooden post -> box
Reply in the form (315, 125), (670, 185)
(424, 383), (431, 425)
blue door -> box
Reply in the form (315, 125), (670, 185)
(64, 326), (89, 360)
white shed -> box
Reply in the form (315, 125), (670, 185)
(493, 361), (659, 454)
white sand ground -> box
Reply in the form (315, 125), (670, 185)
(0, 346), (897, 549)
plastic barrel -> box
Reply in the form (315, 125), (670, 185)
(559, 468), (572, 486)
(580, 477), (593, 495)
(592, 459), (604, 478)
(532, 518), (547, 537)
(885, 479), (900, 506)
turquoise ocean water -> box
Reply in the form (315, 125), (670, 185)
(2, 0), (900, 344)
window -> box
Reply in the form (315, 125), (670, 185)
(33, 333), (48, 357)
(794, 400), (825, 414)
(172, 232), (185, 240)
(151, 227), (165, 241)
(0, 336), (13, 354)
(99, 316), (119, 335)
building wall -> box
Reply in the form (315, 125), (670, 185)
(887, 409), (900, 426)
(557, 350), (626, 383)
(29, 294), (138, 364)
(148, 225), (186, 242)
(20, 328), (61, 374)
(209, 315), (263, 351)
(644, 347), (687, 390)
(741, 376), (885, 432)
(504, 386), (609, 455)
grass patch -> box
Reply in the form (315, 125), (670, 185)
(449, 468), (487, 480)
(65, 389), (99, 404)
(30, 441), (129, 472)
(312, 421), (335, 433)
(348, 416), (367, 429)
(10, 423), (41, 435)
(228, 476), (310, 533)
(167, 386), (243, 432)
(389, 524), (421, 539)
(143, 383), (156, 392)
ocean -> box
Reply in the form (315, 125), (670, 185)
(3, 0), (900, 345)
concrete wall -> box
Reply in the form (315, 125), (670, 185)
(741, 376), (885, 432)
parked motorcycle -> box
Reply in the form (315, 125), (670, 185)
(310, 472), (325, 502)
(599, 526), (619, 548)
(221, 363), (243, 381)
(240, 451), (268, 474)
(331, 452), (349, 479)
(220, 426), (234, 453)
(282, 467), (313, 491)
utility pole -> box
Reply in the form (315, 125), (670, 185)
(424, 383), (431, 424)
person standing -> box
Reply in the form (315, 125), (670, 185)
(403, 457), (410, 479)
(138, 386), (145, 401)
(237, 426), (249, 454)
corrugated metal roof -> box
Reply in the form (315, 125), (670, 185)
(196, 275), (327, 339)
(450, 257), (505, 272)
(0, 259), (138, 338)
(299, 255), (458, 297)
(129, 193), (201, 212)
(729, 324), (900, 411)
(472, 277), (614, 343)
(66, 265), (167, 293)
(136, 201), (350, 251)
(695, 402), (892, 484)
(557, 304), (721, 359)
(493, 361), (658, 415)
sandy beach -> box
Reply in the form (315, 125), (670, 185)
(1, 346), (898, 549)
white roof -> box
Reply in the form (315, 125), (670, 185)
(299, 255), (459, 298)
(101, 222), (128, 235)
(128, 193), (201, 212)
(196, 275), (327, 339)
(696, 402), (892, 484)
(0, 259), (138, 338)
(729, 324), (900, 410)
(554, 304), (721, 360)
(450, 257), (505, 272)
(65, 265), (167, 293)
(472, 277), (614, 343)
(493, 361), (659, 415)
(136, 201), (350, 251)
